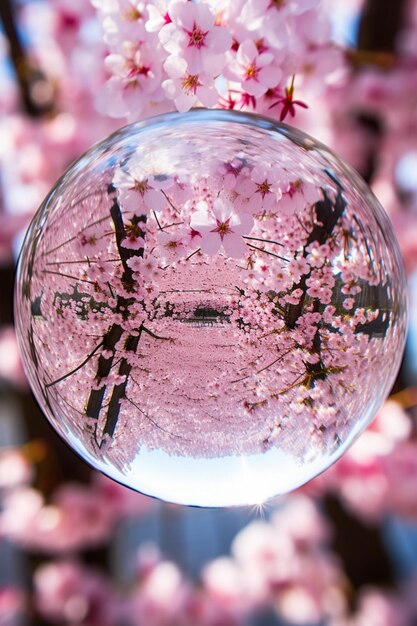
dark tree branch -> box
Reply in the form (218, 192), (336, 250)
(285, 190), (347, 330)
(0, 0), (55, 116)
(101, 329), (142, 438)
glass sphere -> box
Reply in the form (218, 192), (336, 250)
(15, 109), (407, 506)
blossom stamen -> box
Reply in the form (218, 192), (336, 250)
(186, 23), (209, 49)
(181, 74), (201, 94)
(212, 219), (233, 240)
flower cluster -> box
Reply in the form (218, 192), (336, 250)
(93, 0), (345, 122)
(0, 453), (348, 626)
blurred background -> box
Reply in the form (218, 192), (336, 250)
(2, 0), (417, 624)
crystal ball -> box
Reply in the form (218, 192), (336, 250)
(14, 110), (408, 506)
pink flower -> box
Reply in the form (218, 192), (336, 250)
(0, 448), (33, 490)
(279, 178), (322, 215)
(159, 1), (231, 74)
(121, 235), (145, 250)
(95, 0), (148, 44)
(0, 326), (26, 389)
(234, 163), (284, 214)
(127, 254), (160, 278)
(225, 39), (280, 97)
(288, 257), (310, 282)
(162, 56), (219, 112)
(104, 48), (162, 96)
(86, 261), (115, 284)
(156, 227), (189, 262)
(306, 242), (330, 268)
(190, 198), (253, 259)
(113, 166), (170, 214)
(145, 0), (172, 33)
(343, 297), (355, 310)
(34, 560), (112, 625)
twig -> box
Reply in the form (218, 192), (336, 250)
(46, 341), (104, 387)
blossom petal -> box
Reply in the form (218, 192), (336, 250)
(257, 52), (274, 68)
(164, 55), (187, 79)
(259, 65), (281, 88)
(243, 78), (267, 97)
(118, 189), (147, 214)
(237, 39), (258, 66)
(170, 1), (197, 30)
(159, 23), (184, 54)
(206, 27), (232, 53)
(237, 178), (257, 197)
(200, 233), (221, 255)
(174, 92), (196, 112)
(144, 188), (166, 212)
(222, 233), (248, 259)
(231, 213), (254, 235)
(196, 85), (220, 108)
(113, 167), (133, 190)
(190, 211), (216, 232)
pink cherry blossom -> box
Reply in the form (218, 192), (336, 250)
(127, 254), (160, 279)
(104, 46), (163, 97)
(225, 39), (280, 97)
(234, 163), (284, 213)
(159, 1), (231, 74)
(0, 447), (33, 490)
(34, 560), (113, 625)
(156, 227), (189, 262)
(112, 166), (169, 214)
(190, 198), (253, 258)
(279, 178), (322, 215)
(162, 56), (220, 112)
(145, 0), (173, 33)
(0, 588), (26, 626)
(288, 256), (310, 282)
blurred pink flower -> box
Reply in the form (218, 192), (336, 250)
(0, 587), (26, 626)
(0, 328), (26, 389)
(0, 448), (33, 491)
(34, 560), (114, 626)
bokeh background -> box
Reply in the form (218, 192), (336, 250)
(2, 0), (417, 624)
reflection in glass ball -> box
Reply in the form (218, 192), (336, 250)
(14, 110), (407, 506)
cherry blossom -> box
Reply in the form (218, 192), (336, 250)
(34, 560), (113, 625)
(159, 1), (231, 74)
(104, 46), (164, 97)
(112, 166), (170, 214)
(156, 227), (189, 262)
(279, 177), (322, 214)
(0, 447), (33, 490)
(190, 198), (254, 258)
(162, 55), (220, 112)
(145, 0), (173, 33)
(225, 39), (280, 98)
(234, 163), (283, 214)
